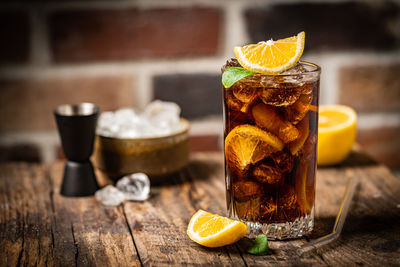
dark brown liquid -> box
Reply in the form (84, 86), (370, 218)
(223, 60), (319, 224)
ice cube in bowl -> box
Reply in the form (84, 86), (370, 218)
(93, 118), (190, 184)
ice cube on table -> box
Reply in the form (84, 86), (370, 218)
(116, 173), (150, 201)
(95, 185), (126, 206)
(95, 173), (151, 206)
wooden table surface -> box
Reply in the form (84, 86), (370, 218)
(1, 152), (399, 266)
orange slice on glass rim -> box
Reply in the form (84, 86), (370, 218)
(234, 32), (305, 74)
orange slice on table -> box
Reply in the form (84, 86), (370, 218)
(225, 125), (284, 173)
(234, 31), (305, 74)
(187, 210), (247, 247)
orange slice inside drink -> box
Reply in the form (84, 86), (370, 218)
(224, 125), (284, 173)
(288, 115), (310, 155)
(295, 163), (313, 214)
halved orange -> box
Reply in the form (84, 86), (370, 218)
(187, 210), (247, 247)
(225, 125), (284, 173)
(234, 32), (305, 74)
(318, 105), (357, 165)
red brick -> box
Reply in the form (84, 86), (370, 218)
(48, 8), (221, 62)
(189, 135), (221, 152)
(56, 145), (65, 160)
(0, 10), (30, 64)
(357, 126), (400, 170)
(245, 2), (399, 52)
(339, 64), (400, 112)
(0, 74), (134, 132)
(0, 144), (41, 162)
(153, 74), (222, 119)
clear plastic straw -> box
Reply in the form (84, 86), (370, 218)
(297, 176), (359, 256)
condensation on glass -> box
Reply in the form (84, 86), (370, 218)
(222, 59), (321, 240)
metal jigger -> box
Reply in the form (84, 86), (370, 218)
(54, 103), (100, 197)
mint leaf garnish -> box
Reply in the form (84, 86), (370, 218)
(222, 67), (256, 88)
(246, 234), (269, 255)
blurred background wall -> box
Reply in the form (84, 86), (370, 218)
(0, 0), (399, 173)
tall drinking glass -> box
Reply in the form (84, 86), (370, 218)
(222, 59), (321, 239)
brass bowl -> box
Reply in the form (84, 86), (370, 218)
(93, 119), (190, 182)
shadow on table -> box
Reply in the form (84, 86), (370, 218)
(151, 158), (222, 186)
(95, 155), (222, 188)
(308, 213), (400, 254)
(318, 151), (378, 169)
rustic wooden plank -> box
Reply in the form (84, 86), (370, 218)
(0, 162), (142, 267)
(122, 154), (246, 266)
(312, 163), (400, 266)
(47, 162), (141, 267)
(183, 154), (247, 266)
(0, 163), (55, 266)
(1, 151), (399, 266)
(125, 152), (400, 266)
(187, 153), (327, 267)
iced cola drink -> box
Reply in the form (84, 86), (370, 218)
(222, 59), (320, 239)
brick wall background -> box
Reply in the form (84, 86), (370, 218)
(0, 1), (399, 173)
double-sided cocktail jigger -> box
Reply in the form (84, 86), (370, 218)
(54, 103), (100, 197)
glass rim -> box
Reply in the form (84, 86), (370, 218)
(250, 61), (321, 77)
(54, 102), (99, 117)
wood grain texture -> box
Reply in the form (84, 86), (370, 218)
(123, 157), (245, 266)
(0, 162), (140, 267)
(0, 151), (399, 266)
(0, 163), (54, 266)
(48, 163), (141, 267)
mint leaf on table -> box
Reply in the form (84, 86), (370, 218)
(246, 234), (269, 255)
(222, 67), (256, 88)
